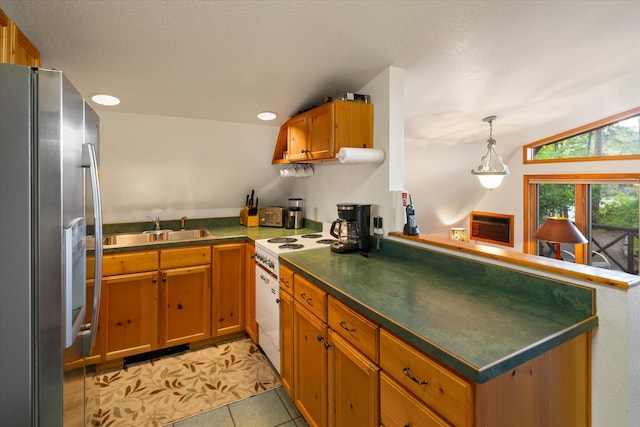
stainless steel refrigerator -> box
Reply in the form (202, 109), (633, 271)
(0, 64), (103, 426)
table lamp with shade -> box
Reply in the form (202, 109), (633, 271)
(533, 217), (588, 260)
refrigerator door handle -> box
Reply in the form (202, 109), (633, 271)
(80, 142), (103, 357)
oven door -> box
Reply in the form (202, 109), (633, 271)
(255, 262), (281, 371)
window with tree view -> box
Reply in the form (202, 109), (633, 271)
(525, 109), (640, 162)
(523, 108), (640, 275)
(533, 181), (639, 274)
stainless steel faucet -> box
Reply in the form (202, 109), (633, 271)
(180, 216), (187, 230)
(147, 216), (161, 230)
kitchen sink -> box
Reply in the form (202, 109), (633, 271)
(102, 228), (214, 247)
(165, 229), (212, 241)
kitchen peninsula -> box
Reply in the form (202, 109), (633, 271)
(279, 234), (598, 426)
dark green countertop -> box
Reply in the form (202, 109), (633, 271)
(280, 241), (598, 384)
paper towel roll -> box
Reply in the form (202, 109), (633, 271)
(337, 147), (385, 164)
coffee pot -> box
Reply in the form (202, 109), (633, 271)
(330, 203), (371, 253)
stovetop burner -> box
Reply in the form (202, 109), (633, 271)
(268, 237), (298, 244)
(300, 233), (323, 239)
(279, 243), (305, 250)
(316, 239), (337, 245)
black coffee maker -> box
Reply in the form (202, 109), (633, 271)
(330, 203), (371, 253)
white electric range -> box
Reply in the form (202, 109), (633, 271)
(254, 228), (336, 372)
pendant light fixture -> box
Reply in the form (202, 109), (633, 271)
(471, 115), (510, 189)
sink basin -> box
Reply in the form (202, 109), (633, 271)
(166, 229), (212, 241)
(103, 233), (159, 246)
(102, 228), (213, 247)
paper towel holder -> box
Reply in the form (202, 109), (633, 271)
(337, 147), (385, 165)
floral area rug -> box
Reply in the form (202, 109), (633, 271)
(90, 338), (281, 426)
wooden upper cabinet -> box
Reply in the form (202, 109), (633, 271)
(286, 114), (310, 162)
(272, 100), (373, 164)
(0, 8), (41, 66)
(306, 102), (334, 161)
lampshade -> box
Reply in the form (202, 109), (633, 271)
(471, 115), (510, 189)
(533, 217), (588, 244)
(533, 217), (588, 260)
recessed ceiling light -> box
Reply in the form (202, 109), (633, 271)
(90, 93), (120, 106)
(257, 111), (277, 121)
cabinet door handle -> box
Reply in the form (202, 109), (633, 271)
(152, 277), (157, 284)
(300, 293), (312, 302)
(339, 321), (356, 333)
(403, 367), (428, 385)
(162, 275), (167, 282)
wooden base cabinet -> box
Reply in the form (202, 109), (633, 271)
(159, 246), (212, 347)
(102, 271), (159, 360)
(327, 330), (380, 427)
(212, 243), (245, 336)
(381, 328), (590, 427)
(294, 301), (328, 427)
(159, 265), (211, 347)
(284, 271), (590, 427)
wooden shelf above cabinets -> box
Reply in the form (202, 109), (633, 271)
(272, 100), (373, 164)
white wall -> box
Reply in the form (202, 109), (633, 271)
(406, 137), (640, 251)
(99, 66), (403, 227)
(98, 112), (290, 223)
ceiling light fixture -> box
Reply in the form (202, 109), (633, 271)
(471, 115), (510, 189)
(257, 111), (277, 121)
(90, 93), (120, 106)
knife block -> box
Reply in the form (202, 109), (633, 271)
(240, 207), (259, 227)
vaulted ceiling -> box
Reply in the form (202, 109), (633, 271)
(2, 0), (638, 155)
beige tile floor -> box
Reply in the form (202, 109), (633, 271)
(168, 386), (308, 427)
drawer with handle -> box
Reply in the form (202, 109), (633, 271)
(380, 329), (472, 427)
(328, 296), (379, 363)
(293, 274), (327, 322)
(279, 264), (295, 295)
(380, 371), (452, 427)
